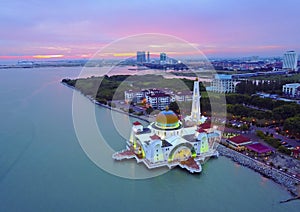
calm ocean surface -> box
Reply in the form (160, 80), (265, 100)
(0, 67), (299, 211)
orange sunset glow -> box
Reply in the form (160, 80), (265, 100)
(33, 54), (64, 59)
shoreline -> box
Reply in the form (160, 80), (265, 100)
(94, 98), (151, 123)
(217, 144), (299, 196)
(62, 82), (151, 123)
(64, 82), (299, 197)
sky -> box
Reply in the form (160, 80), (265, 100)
(0, 0), (300, 59)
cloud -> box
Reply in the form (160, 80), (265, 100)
(0, 0), (299, 57)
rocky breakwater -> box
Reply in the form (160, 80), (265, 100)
(217, 145), (299, 196)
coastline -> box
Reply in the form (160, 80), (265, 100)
(217, 144), (299, 196)
(94, 98), (151, 123)
(64, 82), (299, 197)
(62, 82), (151, 123)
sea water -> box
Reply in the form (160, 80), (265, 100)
(0, 67), (299, 211)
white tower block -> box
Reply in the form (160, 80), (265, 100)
(191, 78), (201, 124)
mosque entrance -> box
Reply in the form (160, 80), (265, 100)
(172, 147), (192, 161)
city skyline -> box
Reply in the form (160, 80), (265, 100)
(1, 0), (300, 60)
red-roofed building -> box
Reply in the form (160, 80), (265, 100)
(132, 121), (143, 133)
(150, 134), (161, 140)
(198, 122), (211, 130)
(291, 149), (299, 159)
(197, 129), (206, 133)
(226, 135), (252, 151)
(133, 121), (142, 126)
(246, 143), (273, 156)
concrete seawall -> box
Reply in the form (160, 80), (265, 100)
(217, 144), (299, 196)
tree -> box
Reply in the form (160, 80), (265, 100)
(97, 98), (107, 105)
(256, 130), (265, 138)
(128, 108), (134, 113)
(146, 107), (154, 115)
(169, 102), (180, 114)
(241, 124), (249, 131)
(236, 81), (256, 94)
(273, 104), (297, 120)
(278, 146), (291, 155)
(283, 116), (300, 135)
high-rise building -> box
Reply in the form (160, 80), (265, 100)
(147, 51), (150, 62)
(282, 51), (298, 71)
(160, 52), (167, 64)
(208, 74), (239, 93)
(136, 51), (146, 63)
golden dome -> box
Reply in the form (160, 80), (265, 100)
(155, 110), (179, 129)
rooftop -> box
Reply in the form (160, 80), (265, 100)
(183, 134), (198, 143)
(284, 83), (300, 87)
(161, 140), (172, 147)
(215, 74), (233, 80)
(198, 122), (211, 130)
(150, 134), (161, 140)
(207, 132), (220, 138)
(176, 91), (193, 96)
(156, 110), (179, 124)
(136, 128), (151, 135)
(147, 93), (170, 98)
(133, 121), (142, 126)
(197, 128), (206, 133)
(165, 136), (189, 147)
(228, 135), (251, 144)
(246, 143), (272, 154)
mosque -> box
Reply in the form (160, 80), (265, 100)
(113, 79), (221, 173)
